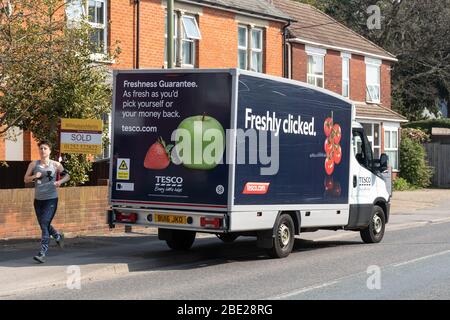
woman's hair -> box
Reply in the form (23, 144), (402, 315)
(38, 140), (52, 149)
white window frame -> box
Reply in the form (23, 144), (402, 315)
(238, 25), (248, 70)
(384, 124), (400, 172)
(306, 46), (326, 88)
(237, 25), (264, 73)
(342, 52), (351, 98)
(65, 0), (108, 59)
(87, 0), (108, 57)
(165, 13), (197, 68)
(366, 57), (381, 103)
(182, 15), (201, 40)
(250, 28), (263, 73)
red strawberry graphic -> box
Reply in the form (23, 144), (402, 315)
(144, 137), (173, 170)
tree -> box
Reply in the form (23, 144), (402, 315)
(0, 0), (119, 184)
(298, 0), (450, 120)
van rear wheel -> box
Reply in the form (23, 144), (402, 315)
(266, 214), (295, 259)
(216, 233), (239, 243)
(360, 206), (385, 244)
(166, 230), (196, 250)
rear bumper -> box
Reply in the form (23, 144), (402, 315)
(108, 207), (228, 233)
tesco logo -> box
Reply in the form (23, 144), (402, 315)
(155, 176), (183, 184)
(242, 182), (270, 195)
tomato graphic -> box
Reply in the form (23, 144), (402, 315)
(324, 176), (334, 191)
(332, 124), (341, 144)
(324, 138), (333, 155)
(324, 117), (333, 137)
(332, 182), (342, 197)
(333, 144), (342, 165)
(325, 156), (335, 176)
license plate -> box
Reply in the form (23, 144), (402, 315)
(154, 214), (187, 224)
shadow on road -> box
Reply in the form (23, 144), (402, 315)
(0, 234), (363, 272)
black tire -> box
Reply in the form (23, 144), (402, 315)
(266, 214), (295, 259)
(166, 230), (196, 250)
(360, 205), (386, 244)
(216, 233), (239, 243)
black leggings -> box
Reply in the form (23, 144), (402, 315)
(34, 198), (59, 254)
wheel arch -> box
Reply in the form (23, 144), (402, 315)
(276, 210), (301, 235)
(373, 197), (389, 224)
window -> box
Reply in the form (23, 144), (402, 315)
(366, 58), (381, 103)
(342, 53), (350, 97)
(307, 54), (324, 88)
(238, 26), (248, 70)
(165, 13), (199, 67)
(65, 0), (108, 55)
(384, 128), (399, 171)
(182, 16), (201, 39)
(88, 0), (107, 54)
(251, 28), (263, 72)
(237, 26), (263, 73)
(362, 122), (381, 159)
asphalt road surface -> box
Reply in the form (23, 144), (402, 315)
(6, 219), (450, 300)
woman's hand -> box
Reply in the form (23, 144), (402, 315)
(54, 181), (61, 187)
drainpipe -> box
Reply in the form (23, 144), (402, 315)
(282, 20), (291, 78)
(167, 0), (175, 68)
(134, 0), (140, 69)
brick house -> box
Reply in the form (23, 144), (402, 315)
(0, 0), (291, 161)
(1, 0), (406, 175)
(274, 0), (407, 174)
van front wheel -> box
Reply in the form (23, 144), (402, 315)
(266, 214), (295, 259)
(360, 206), (385, 244)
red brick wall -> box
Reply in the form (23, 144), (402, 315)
(291, 43), (307, 82)
(290, 45), (393, 110)
(198, 9), (237, 69)
(0, 187), (136, 240)
(265, 22), (284, 77)
(381, 61), (392, 108)
(350, 54), (366, 102)
(23, 131), (40, 161)
(109, 1), (284, 76)
(324, 49), (342, 95)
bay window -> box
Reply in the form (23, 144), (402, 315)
(362, 122), (381, 159)
(384, 127), (399, 171)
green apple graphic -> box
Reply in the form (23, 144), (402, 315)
(175, 114), (225, 170)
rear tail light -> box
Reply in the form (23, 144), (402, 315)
(200, 217), (222, 229)
(115, 212), (138, 223)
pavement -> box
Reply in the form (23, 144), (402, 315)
(0, 188), (449, 299)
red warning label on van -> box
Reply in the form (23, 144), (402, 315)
(242, 182), (270, 195)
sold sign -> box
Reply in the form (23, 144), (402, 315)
(60, 118), (103, 155)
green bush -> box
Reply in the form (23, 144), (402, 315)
(399, 136), (433, 188)
(393, 177), (415, 191)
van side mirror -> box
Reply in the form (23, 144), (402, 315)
(379, 153), (389, 172)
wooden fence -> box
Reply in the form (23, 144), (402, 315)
(424, 142), (450, 188)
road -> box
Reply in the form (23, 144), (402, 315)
(3, 222), (450, 300)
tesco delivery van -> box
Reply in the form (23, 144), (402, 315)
(107, 69), (391, 258)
